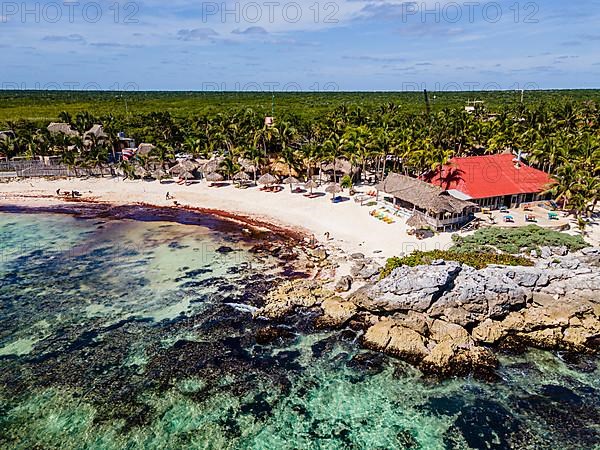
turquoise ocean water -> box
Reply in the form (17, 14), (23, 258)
(0, 209), (599, 449)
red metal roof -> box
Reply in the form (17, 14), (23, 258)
(423, 154), (555, 199)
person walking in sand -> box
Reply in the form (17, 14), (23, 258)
(56, 189), (60, 196)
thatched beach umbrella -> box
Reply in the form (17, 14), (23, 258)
(169, 161), (195, 176)
(257, 173), (278, 185)
(233, 171), (250, 181)
(407, 213), (430, 230)
(180, 171), (194, 185)
(233, 171), (250, 186)
(181, 160), (197, 171)
(282, 176), (300, 192)
(304, 180), (318, 195)
(325, 183), (342, 199)
(202, 157), (225, 174)
(134, 166), (149, 179)
(205, 172), (224, 183)
(152, 168), (168, 183)
(238, 157), (257, 173)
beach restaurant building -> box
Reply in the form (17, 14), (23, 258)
(376, 173), (478, 231)
(423, 154), (554, 210)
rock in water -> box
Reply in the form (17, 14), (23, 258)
(316, 297), (357, 328)
(356, 262), (461, 312)
(428, 266), (529, 327)
(334, 275), (353, 292)
(362, 320), (429, 363)
(420, 336), (498, 378)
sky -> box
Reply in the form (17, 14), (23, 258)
(1, 0), (599, 91)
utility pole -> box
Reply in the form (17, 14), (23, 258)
(423, 89), (431, 115)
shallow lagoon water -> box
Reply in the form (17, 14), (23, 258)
(1, 210), (599, 449)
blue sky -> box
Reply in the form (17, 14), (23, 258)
(1, 0), (599, 91)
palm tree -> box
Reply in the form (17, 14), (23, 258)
(428, 146), (455, 187)
(219, 155), (239, 181)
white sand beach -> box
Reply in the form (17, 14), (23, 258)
(1, 177), (598, 261)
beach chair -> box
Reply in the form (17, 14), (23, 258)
(503, 215), (514, 223)
(499, 206), (509, 213)
(525, 214), (537, 222)
(548, 212), (559, 220)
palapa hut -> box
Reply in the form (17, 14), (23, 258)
(238, 157), (257, 174)
(377, 173), (477, 231)
(0, 130), (15, 141)
(325, 183), (342, 199)
(304, 180), (318, 195)
(257, 173), (278, 185)
(233, 171), (250, 181)
(134, 166), (150, 179)
(169, 160), (197, 177)
(205, 172), (224, 183)
(136, 143), (155, 156)
(282, 176), (300, 191)
(84, 124), (108, 141)
(233, 171), (250, 186)
(202, 157), (225, 175)
(47, 122), (78, 136)
(320, 158), (357, 183)
(271, 161), (299, 177)
(406, 213), (431, 230)
(180, 171), (195, 185)
(152, 168), (169, 183)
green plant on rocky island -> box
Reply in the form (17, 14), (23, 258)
(380, 250), (533, 278)
(450, 225), (587, 255)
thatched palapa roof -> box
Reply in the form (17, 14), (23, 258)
(169, 159), (196, 175)
(270, 161), (298, 177)
(137, 143), (155, 156)
(377, 173), (476, 215)
(47, 122), (78, 136)
(0, 130), (15, 140)
(282, 176), (300, 184)
(325, 183), (342, 194)
(205, 172), (224, 182)
(257, 173), (278, 185)
(202, 157), (225, 173)
(152, 168), (168, 180)
(321, 158), (353, 175)
(238, 157), (257, 173)
(233, 171), (250, 181)
(85, 124), (108, 140)
(406, 213), (431, 229)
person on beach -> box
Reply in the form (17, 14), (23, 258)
(56, 189), (60, 196)
(166, 192), (171, 200)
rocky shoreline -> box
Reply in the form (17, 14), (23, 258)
(255, 246), (600, 378)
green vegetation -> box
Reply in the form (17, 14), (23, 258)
(2, 90), (599, 123)
(1, 90), (598, 221)
(381, 250), (533, 277)
(340, 175), (353, 189)
(451, 225), (588, 254)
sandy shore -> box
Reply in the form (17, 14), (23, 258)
(1, 177), (598, 261)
